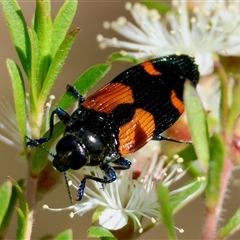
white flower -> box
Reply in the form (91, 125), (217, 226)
(97, 1), (240, 76)
(44, 147), (205, 233)
(0, 99), (25, 150)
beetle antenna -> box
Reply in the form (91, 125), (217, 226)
(64, 171), (73, 204)
(26, 137), (74, 204)
(154, 135), (193, 144)
(161, 136), (192, 144)
(25, 136), (55, 157)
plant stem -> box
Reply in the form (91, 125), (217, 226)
(202, 159), (233, 240)
(25, 158), (38, 239)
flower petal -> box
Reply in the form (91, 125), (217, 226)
(99, 208), (128, 230)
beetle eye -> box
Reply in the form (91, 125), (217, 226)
(56, 135), (77, 153)
(70, 146), (88, 170)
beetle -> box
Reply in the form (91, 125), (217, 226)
(27, 54), (199, 201)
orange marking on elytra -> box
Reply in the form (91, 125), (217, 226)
(118, 108), (155, 155)
(171, 90), (184, 114)
(82, 83), (134, 114)
(141, 61), (162, 76)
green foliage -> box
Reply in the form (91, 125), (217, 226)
(141, 1), (171, 14)
(205, 134), (225, 208)
(88, 226), (116, 239)
(157, 184), (177, 240)
(107, 52), (140, 64)
(6, 59), (27, 145)
(184, 80), (210, 169)
(218, 208), (240, 239)
(0, 180), (12, 230)
(54, 229), (73, 240)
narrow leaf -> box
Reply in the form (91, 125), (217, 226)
(227, 79), (240, 133)
(39, 28), (80, 103)
(0, 180), (24, 239)
(54, 229), (73, 240)
(92, 206), (105, 225)
(184, 80), (210, 169)
(218, 208), (240, 239)
(6, 59), (27, 145)
(28, 28), (38, 110)
(107, 52), (139, 64)
(205, 134), (225, 208)
(171, 177), (206, 213)
(52, 0), (78, 57)
(216, 61), (228, 131)
(16, 207), (27, 240)
(55, 63), (111, 110)
(7, 177), (28, 240)
(0, 180), (12, 227)
(88, 226), (115, 239)
(1, 0), (31, 77)
(7, 177), (28, 217)
(157, 184), (177, 240)
(34, 0), (52, 88)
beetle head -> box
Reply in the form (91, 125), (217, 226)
(53, 135), (89, 172)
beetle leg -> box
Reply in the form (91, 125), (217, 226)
(112, 157), (132, 170)
(26, 108), (70, 146)
(66, 84), (85, 106)
(76, 164), (117, 201)
(152, 133), (192, 144)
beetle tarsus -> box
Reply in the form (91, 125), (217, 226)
(112, 157), (132, 170)
(66, 85), (85, 105)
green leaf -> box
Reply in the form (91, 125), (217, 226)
(28, 28), (39, 110)
(141, 1), (171, 14)
(227, 79), (240, 133)
(1, 0), (31, 77)
(218, 208), (240, 239)
(205, 134), (225, 208)
(0, 179), (24, 239)
(171, 177), (206, 213)
(52, 0), (78, 57)
(216, 61), (228, 131)
(8, 177), (28, 218)
(55, 63), (111, 110)
(6, 59), (27, 145)
(184, 80), (210, 169)
(157, 184), (177, 240)
(16, 207), (27, 240)
(0, 180), (12, 227)
(39, 28), (80, 103)
(92, 206), (105, 224)
(8, 177), (28, 240)
(34, 0), (52, 89)
(88, 226), (116, 239)
(54, 229), (73, 240)
(107, 52), (140, 64)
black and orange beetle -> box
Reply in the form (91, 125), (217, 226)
(27, 54), (199, 200)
